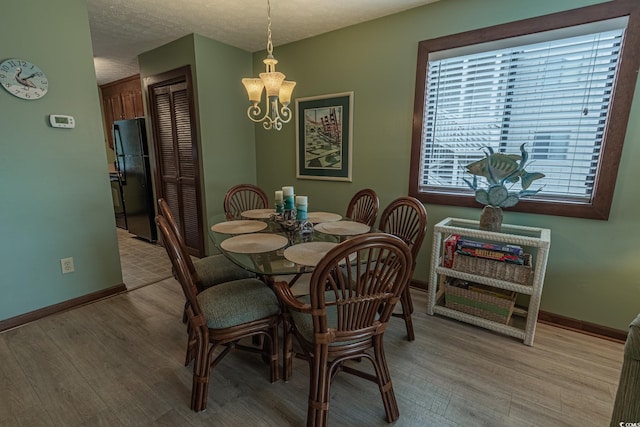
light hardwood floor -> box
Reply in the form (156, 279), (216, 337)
(1, 279), (624, 426)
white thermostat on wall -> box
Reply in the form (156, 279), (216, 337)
(49, 114), (75, 129)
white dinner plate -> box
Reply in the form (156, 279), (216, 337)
(307, 211), (342, 224)
(314, 220), (370, 236)
(283, 242), (339, 267)
(241, 208), (276, 219)
(220, 233), (288, 254)
(210, 220), (267, 234)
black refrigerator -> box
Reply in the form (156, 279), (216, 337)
(113, 118), (157, 242)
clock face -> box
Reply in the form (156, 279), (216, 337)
(0, 58), (48, 100)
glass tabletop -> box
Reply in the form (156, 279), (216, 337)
(210, 218), (348, 276)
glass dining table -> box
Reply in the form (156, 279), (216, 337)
(209, 209), (373, 283)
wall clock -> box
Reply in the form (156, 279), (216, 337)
(0, 58), (48, 100)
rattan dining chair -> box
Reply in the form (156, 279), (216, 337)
(378, 196), (428, 341)
(223, 184), (269, 220)
(156, 215), (281, 412)
(158, 198), (254, 292)
(273, 233), (412, 426)
(345, 188), (379, 227)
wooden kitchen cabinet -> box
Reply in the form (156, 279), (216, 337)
(100, 75), (145, 148)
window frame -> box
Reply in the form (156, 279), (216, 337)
(409, 0), (640, 220)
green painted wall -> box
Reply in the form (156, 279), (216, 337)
(254, 0), (640, 330)
(0, 0), (122, 321)
(138, 34), (256, 251)
(192, 34), (256, 230)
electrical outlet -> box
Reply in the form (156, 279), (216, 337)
(61, 257), (74, 274)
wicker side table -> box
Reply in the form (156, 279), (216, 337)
(428, 217), (551, 346)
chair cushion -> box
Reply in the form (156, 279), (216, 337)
(197, 278), (280, 329)
(193, 254), (255, 289)
(290, 292), (374, 346)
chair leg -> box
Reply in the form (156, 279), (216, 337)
(182, 300), (189, 323)
(184, 307), (197, 366)
(282, 313), (294, 381)
(400, 288), (415, 341)
(184, 327), (197, 366)
(307, 345), (330, 427)
(405, 285), (414, 314)
(190, 332), (211, 412)
(269, 324), (280, 383)
(372, 336), (399, 422)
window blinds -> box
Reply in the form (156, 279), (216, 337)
(420, 26), (625, 201)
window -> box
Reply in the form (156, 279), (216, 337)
(409, 1), (640, 220)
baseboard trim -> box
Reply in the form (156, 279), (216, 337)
(537, 311), (626, 343)
(0, 283), (127, 333)
(410, 280), (626, 343)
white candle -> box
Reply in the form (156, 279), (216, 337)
(296, 195), (308, 220)
(275, 190), (283, 201)
(282, 186), (294, 196)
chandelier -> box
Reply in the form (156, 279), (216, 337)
(242, 0), (296, 131)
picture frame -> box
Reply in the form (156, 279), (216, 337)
(295, 92), (353, 182)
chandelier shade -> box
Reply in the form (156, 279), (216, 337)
(242, 78), (264, 103)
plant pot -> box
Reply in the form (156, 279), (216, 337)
(479, 205), (503, 232)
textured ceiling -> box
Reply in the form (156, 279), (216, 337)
(87, 0), (440, 85)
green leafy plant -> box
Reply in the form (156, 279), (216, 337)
(463, 144), (545, 208)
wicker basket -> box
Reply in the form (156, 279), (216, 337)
(452, 253), (533, 285)
(444, 281), (516, 324)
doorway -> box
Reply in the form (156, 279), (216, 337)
(116, 228), (172, 290)
(144, 66), (205, 257)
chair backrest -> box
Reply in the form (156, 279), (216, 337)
(158, 198), (185, 246)
(157, 198), (202, 284)
(378, 196), (428, 270)
(345, 188), (379, 227)
(308, 233), (412, 343)
(223, 184), (269, 221)
(156, 215), (203, 320)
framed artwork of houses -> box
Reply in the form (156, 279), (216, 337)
(295, 92), (353, 182)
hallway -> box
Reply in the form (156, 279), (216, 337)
(116, 228), (172, 290)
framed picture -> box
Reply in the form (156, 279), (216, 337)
(296, 92), (353, 182)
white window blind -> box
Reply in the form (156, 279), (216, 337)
(419, 23), (626, 202)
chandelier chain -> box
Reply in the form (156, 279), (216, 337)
(266, 0), (273, 55)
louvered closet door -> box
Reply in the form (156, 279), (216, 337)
(151, 81), (204, 257)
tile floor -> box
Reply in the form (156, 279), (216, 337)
(116, 227), (173, 290)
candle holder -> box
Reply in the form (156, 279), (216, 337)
(271, 208), (313, 245)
